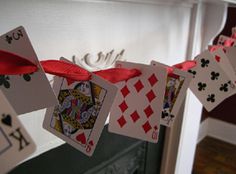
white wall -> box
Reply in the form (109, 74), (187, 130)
(0, 0), (192, 157)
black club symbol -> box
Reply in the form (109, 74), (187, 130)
(162, 111), (169, 119)
(198, 82), (207, 91)
(0, 75), (10, 89)
(220, 83), (228, 92)
(201, 58), (210, 68)
(188, 70), (196, 78)
(207, 94), (215, 103)
(5, 35), (13, 44)
(22, 73), (34, 82)
(211, 71), (220, 80)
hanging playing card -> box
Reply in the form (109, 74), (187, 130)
(0, 90), (36, 174)
(109, 61), (167, 143)
(217, 35), (236, 46)
(189, 50), (236, 111)
(0, 26), (57, 115)
(43, 66), (117, 156)
(151, 61), (192, 127)
(210, 48), (236, 85)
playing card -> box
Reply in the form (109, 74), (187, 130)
(43, 67), (117, 156)
(0, 90), (36, 174)
(224, 47), (236, 74)
(210, 48), (236, 85)
(217, 35), (236, 46)
(109, 61), (167, 143)
(151, 61), (192, 127)
(189, 50), (236, 111)
(0, 26), (57, 115)
(232, 27), (236, 37)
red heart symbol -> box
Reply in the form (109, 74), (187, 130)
(76, 133), (86, 145)
(215, 55), (221, 62)
(89, 140), (94, 146)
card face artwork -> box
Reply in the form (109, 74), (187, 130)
(151, 61), (192, 126)
(43, 74), (117, 156)
(0, 26), (57, 115)
(189, 50), (236, 111)
(0, 90), (36, 174)
(109, 61), (167, 143)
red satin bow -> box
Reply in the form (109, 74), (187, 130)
(0, 50), (141, 83)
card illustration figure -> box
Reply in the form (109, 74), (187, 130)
(189, 50), (236, 111)
(44, 73), (117, 156)
(0, 91), (36, 174)
(109, 61), (167, 143)
(0, 26), (57, 115)
(151, 61), (193, 126)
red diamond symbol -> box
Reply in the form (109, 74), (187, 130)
(121, 85), (130, 97)
(144, 105), (154, 118)
(119, 101), (128, 113)
(148, 74), (158, 86)
(154, 125), (158, 130)
(142, 121), (152, 133)
(117, 115), (127, 128)
(134, 80), (144, 92)
(130, 111), (140, 123)
(146, 90), (156, 102)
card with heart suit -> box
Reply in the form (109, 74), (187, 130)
(109, 61), (167, 143)
(0, 90), (36, 174)
(210, 48), (236, 86)
(217, 35), (236, 46)
(189, 50), (236, 111)
(151, 61), (193, 127)
(0, 26), (57, 115)
(43, 70), (117, 156)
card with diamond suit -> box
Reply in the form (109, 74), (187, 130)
(109, 61), (167, 143)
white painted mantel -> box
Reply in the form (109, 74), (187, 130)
(0, 0), (232, 173)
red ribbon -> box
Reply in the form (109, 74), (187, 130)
(0, 50), (141, 83)
(166, 60), (196, 75)
(94, 68), (141, 83)
(0, 50), (37, 75)
(40, 60), (91, 82)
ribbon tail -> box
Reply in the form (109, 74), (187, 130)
(0, 50), (38, 75)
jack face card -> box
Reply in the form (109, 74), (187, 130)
(43, 73), (117, 156)
(0, 90), (36, 174)
(109, 61), (167, 143)
(0, 26), (57, 115)
(151, 61), (192, 127)
(189, 50), (236, 111)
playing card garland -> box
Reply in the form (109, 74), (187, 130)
(0, 90), (36, 174)
(1, 25), (236, 161)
